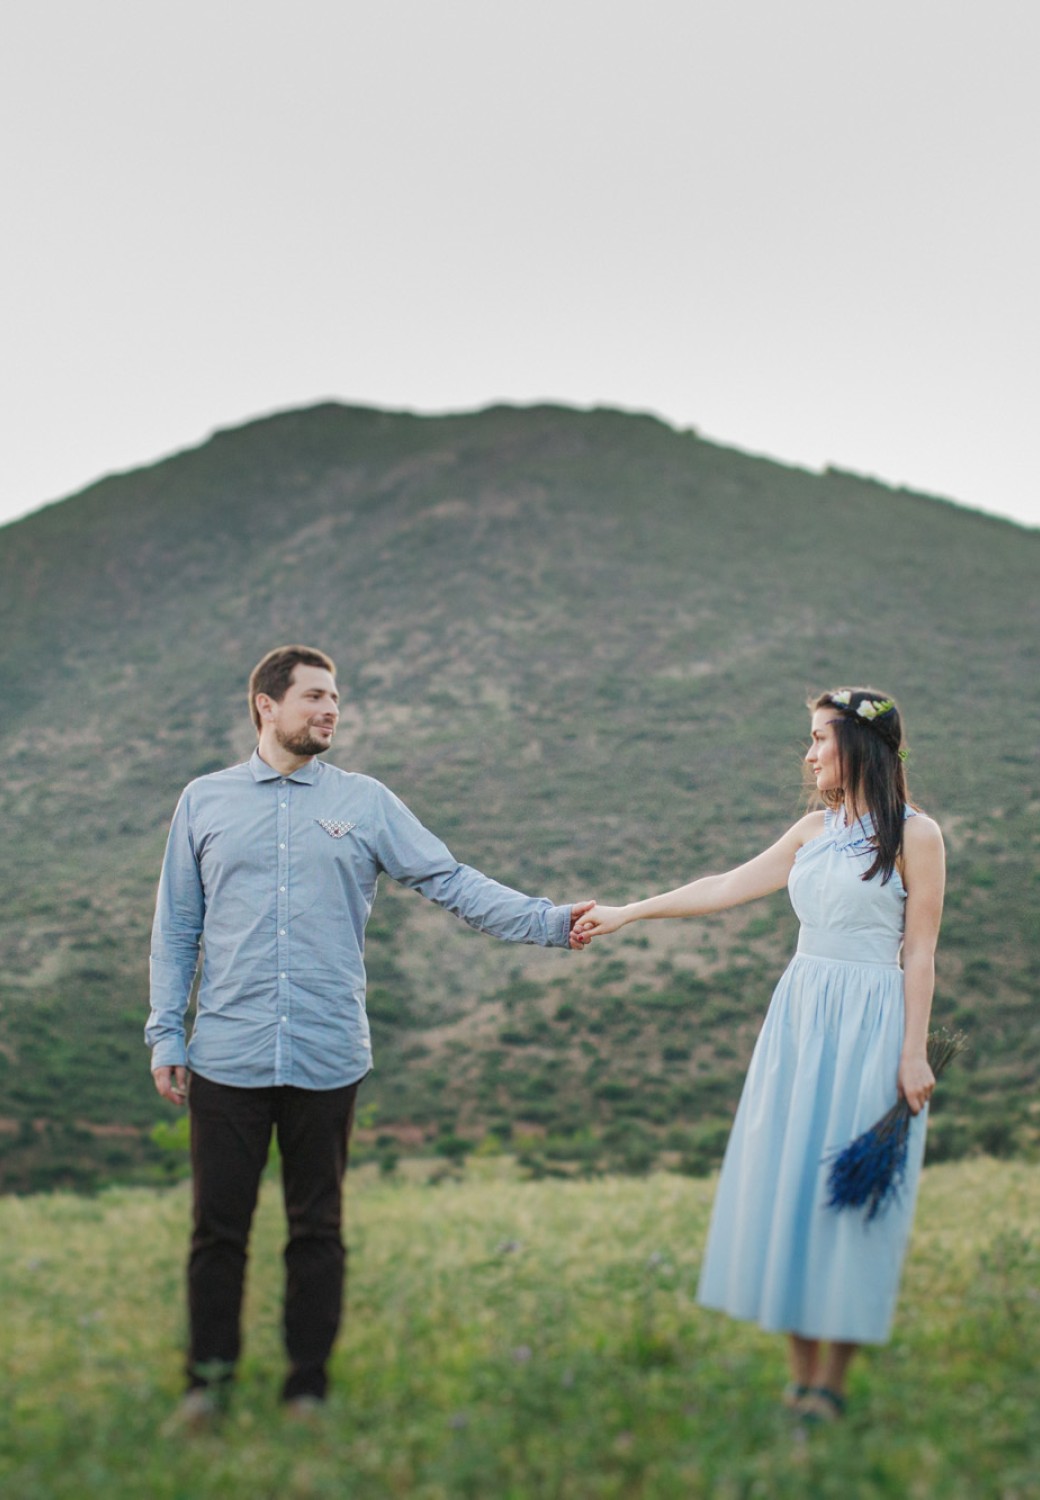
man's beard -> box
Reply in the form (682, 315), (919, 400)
(275, 724), (333, 757)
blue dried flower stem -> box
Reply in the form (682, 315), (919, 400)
(826, 1027), (967, 1221)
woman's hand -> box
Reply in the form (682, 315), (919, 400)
(574, 903), (632, 938)
(898, 1053), (936, 1115)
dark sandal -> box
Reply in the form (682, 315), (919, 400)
(797, 1386), (847, 1422)
(781, 1382), (811, 1410)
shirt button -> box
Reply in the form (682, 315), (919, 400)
(280, 972), (287, 979)
(279, 929), (286, 936)
(279, 843), (285, 850)
(281, 802), (287, 808)
(282, 1015), (288, 1023)
(280, 886), (286, 893)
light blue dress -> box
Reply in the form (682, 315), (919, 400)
(696, 806), (927, 1344)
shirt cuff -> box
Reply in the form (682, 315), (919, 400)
(548, 903), (573, 948)
(150, 1038), (188, 1071)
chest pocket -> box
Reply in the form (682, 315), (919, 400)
(315, 817), (356, 839)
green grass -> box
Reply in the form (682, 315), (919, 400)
(1, 1157), (1037, 1498)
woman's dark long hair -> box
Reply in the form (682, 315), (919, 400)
(811, 687), (910, 884)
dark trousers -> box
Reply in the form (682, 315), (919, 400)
(187, 1071), (360, 1401)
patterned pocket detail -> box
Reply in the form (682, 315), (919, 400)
(315, 818), (356, 838)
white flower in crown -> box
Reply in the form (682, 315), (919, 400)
(856, 697), (894, 721)
(830, 690), (851, 707)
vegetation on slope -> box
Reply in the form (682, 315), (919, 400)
(0, 404), (1036, 1190)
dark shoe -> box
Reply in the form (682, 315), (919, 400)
(781, 1381), (811, 1410)
(796, 1386), (847, 1423)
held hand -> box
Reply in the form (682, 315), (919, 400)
(153, 1065), (188, 1106)
(568, 900), (597, 949)
(898, 1055), (935, 1116)
(574, 903), (630, 939)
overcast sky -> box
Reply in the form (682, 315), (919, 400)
(2, 1), (1037, 531)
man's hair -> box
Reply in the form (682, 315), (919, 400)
(248, 645), (336, 733)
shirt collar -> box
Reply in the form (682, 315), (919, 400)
(249, 749), (321, 785)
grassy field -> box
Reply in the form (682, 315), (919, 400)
(1, 1156), (1037, 1499)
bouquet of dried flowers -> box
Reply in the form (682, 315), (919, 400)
(826, 1026), (968, 1221)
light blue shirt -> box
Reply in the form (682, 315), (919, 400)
(146, 749), (574, 1088)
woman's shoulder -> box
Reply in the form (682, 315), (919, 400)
(903, 806), (942, 838)
(901, 808), (945, 858)
(792, 809), (828, 847)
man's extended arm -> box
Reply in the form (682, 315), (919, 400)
(370, 784), (589, 947)
(145, 790), (205, 1102)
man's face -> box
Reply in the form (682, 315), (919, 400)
(260, 665), (340, 757)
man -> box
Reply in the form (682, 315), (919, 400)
(147, 644), (591, 1429)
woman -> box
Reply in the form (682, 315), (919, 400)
(575, 688), (945, 1420)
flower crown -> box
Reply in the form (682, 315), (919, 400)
(827, 690), (896, 722)
(826, 690), (909, 760)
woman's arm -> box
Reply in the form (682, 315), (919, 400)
(898, 814), (946, 1114)
(575, 813), (823, 937)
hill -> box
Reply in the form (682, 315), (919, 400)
(0, 403), (1036, 1190)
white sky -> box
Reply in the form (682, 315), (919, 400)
(2, 0), (1037, 530)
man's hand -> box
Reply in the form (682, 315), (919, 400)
(153, 1065), (188, 1105)
(568, 900), (596, 949)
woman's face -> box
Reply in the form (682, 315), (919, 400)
(806, 709), (844, 794)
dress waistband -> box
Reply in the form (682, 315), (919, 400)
(796, 927), (901, 968)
